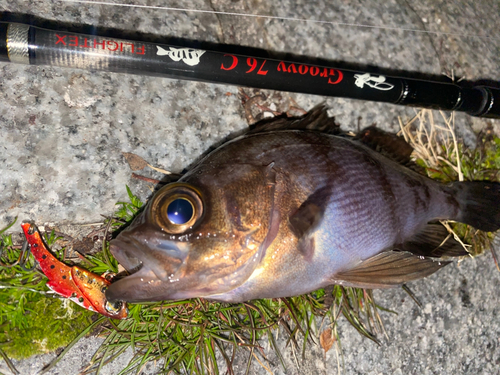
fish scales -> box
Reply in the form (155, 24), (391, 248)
(106, 108), (500, 303)
(189, 132), (449, 301)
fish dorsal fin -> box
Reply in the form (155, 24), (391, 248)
(399, 223), (469, 257)
(248, 105), (340, 135)
(333, 251), (449, 289)
(353, 126), (414, 166)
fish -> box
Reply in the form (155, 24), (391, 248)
(21, 222), (128, 319)
(105, 106), (500, 303)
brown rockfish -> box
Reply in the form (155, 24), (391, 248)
(106, 107), (500, 303)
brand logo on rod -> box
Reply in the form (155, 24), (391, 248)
(354, 73), (394, 91)
(55, 34), (145, 55)
(157, 46), (206, 66)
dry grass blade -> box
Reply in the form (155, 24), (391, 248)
(399, 109), (500, 257)
(0, 347), (19, 375)
(122, 152), (148, 171)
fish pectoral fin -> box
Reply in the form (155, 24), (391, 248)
(332, 251), (449, 289)
(288, 185), (333, 239)
(400, 223), (469, 257)
(289, 185), (334, 260)
(289, 202), (322, 239)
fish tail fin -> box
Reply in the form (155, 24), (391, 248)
(452, 181), (500, 232)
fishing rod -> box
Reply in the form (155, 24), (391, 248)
(1, 22), (499, 118)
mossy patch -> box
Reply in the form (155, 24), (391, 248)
(0, 297), (93, 359)
(0, 223), (94, 359)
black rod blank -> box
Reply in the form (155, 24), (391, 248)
(1, 22), (499, 118)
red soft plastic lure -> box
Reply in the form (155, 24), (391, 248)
(21, 222), (128, 319)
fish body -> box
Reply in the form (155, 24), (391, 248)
(106, 108), (500, 303)
(21, 223), (128, 319)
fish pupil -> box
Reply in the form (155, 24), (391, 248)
(167, 198), (194, 225)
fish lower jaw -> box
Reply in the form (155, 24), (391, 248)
(109, 242), (145, 273)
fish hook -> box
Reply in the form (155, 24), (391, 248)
(0, 238), (36, 271)
(18, 239), (36, 272)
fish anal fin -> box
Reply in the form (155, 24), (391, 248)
(400, 223), (468, 257)
(333, 251), (449, 289)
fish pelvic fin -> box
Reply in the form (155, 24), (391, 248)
(332, 251), (449, 289)
(452, 181), (500, 232)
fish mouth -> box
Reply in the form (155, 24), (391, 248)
(109, 236), (187, 279)
(105, 236), (188, 302)
(109, 239), (144, 275)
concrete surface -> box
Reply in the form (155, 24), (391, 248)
(0, 0), (499, 374)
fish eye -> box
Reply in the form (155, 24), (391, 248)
(167, 198), (194, 225)
(151, 183), (204, 234)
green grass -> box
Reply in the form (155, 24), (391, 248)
(77, 285), (386, 375)
(114, 185), (144, 223)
